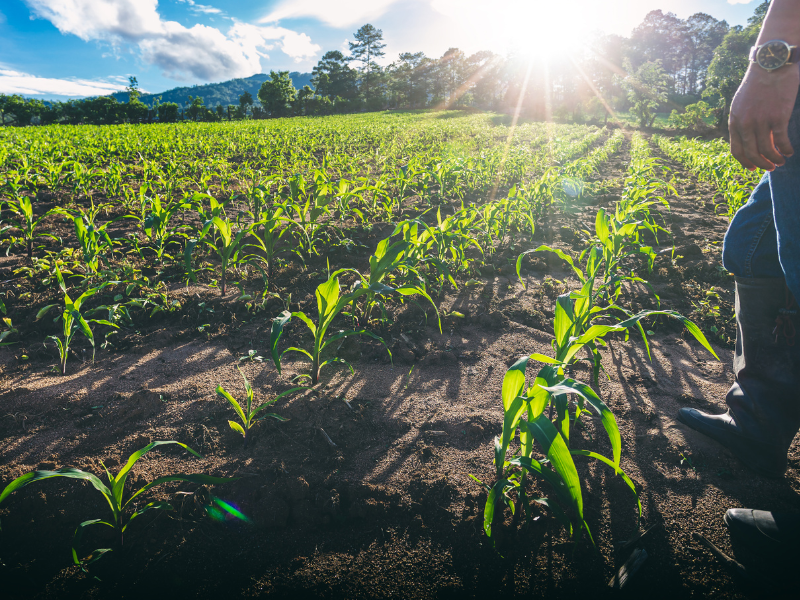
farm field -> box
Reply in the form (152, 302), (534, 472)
(0, 110), (795, 598)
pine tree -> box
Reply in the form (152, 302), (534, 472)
(349, 24), (386, 99)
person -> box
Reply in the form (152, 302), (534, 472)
(676, 0), (800, 558)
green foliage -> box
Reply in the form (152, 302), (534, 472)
(623, 60), (670, 128)
(703, 2), (768, 128)
(654, 134), (761, 217)
(35, 268), (118, 374)
(4, 194), (57, 258)
(668, 101), (715, 130)
(270, 273), (394, 385)
(216, 367), (303, 447)
(258, 71), (298, 117)
(0, 441), (236, 569)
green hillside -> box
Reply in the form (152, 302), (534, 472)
(111, 72), (313, 108)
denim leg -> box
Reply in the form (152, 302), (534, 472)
(722, 173), (782, 279)
(767, 91), (800, 302)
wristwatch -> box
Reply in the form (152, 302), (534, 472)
(749, 40), (799, 71)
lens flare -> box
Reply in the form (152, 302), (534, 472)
(204, 496), (251, 524)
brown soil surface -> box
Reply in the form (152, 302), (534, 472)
(1, 134), (796, 599)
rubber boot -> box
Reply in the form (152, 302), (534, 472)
(725, 509), (800, 557)
(678, 277), (800, 478)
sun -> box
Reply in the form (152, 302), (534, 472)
(433, 0), (598, 60)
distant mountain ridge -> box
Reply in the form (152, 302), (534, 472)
(111, 72), (314, 108)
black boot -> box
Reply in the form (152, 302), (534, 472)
(678, 277), (800, 478)
(725, 509), (800, 559)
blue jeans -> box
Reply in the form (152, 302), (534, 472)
(723, 95), (800, 301)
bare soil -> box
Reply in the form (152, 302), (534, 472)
(1, 136), (796, 599)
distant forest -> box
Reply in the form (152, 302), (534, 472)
(0, 2), (768, 131)
(109, 72), (314, 109)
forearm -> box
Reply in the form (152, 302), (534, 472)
(757, 0), (800, 46)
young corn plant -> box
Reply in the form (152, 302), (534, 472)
(473, 357), (640, 544)
(519, 244), (718, 382)
(36, 268), (118, 375)
(0, 441), (236, 570)
(55, 203), (121, 275)
(216, 367), (305, 448)
(140, 194), (190, 264)
(270, 273), (397, 385)
(286, 172), (337, 256)
(348, 235), (437, 328)
(243, 201), (297, 291)
(4, 195), (57, 259)
(198, 216), (251, 296)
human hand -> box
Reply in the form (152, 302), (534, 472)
(729, 63), (800, 171)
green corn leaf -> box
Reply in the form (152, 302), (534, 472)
(123, 501), (174, 532)
(502, 356), (528, 411)
(316, 276), (340, 318)
(541, 379), (621, 466)
(0, 468), (114, 528)
(554, 294), (576, 352)
(217, 385), (247, 426)
(270, 311), (292, 373)
(71, 518), (113, 567)
(115, 441), (203, 509)
(228, 420), (247, 437)
(519, 416), (583, 520)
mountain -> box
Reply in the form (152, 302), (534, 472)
(111, 72), (314, 108)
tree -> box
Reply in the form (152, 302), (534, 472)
(349, 24), (386, 99)
(158, 102), (179, 123)
(312, 51), (358, 100)
(704, 2), (767, 129)
(239, 91), (253, 117)
(623, 59), (670, 127)
(125, 78), (148, 123)
(186, 96), (206, 121)
(681, 13), (729, 94)
(126, 76), (141, 103)
(258, 71), (297, 117)
(295, 85), (315, 115)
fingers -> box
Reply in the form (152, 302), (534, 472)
(732, 117), (777, 171)
(729, 124), (758, 171)
(756, 127), (786, 168)
(772, 124), (795, 159)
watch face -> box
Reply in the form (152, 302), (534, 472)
(757, 41), (791, 70)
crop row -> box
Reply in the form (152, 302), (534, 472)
(652, 134), (760, 218)
(477, 132), (716, 542)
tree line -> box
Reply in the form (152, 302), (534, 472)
(0, 3), (768, 130)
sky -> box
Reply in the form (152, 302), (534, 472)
(0, 0), (766, 100)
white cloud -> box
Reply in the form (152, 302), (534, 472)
(23, 1), (320, 81)
(0, 10), (7, 25)
(727, 0), (755, 4)
(178, 0), (223, 16)
(0, 67), (129, 96)
(258, 26), (321, 62)
(260, 0), (400, 29)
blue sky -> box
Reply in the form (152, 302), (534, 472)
(0, 0), (765, 99)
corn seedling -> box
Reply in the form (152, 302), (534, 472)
(472, 357), (640, 544)
(36, 268), (118, 374)
(216, 367), (305, 447)
(0, 441), (237, 570)
(270, 273), (396, 385)
(4, 195), (58, 259)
